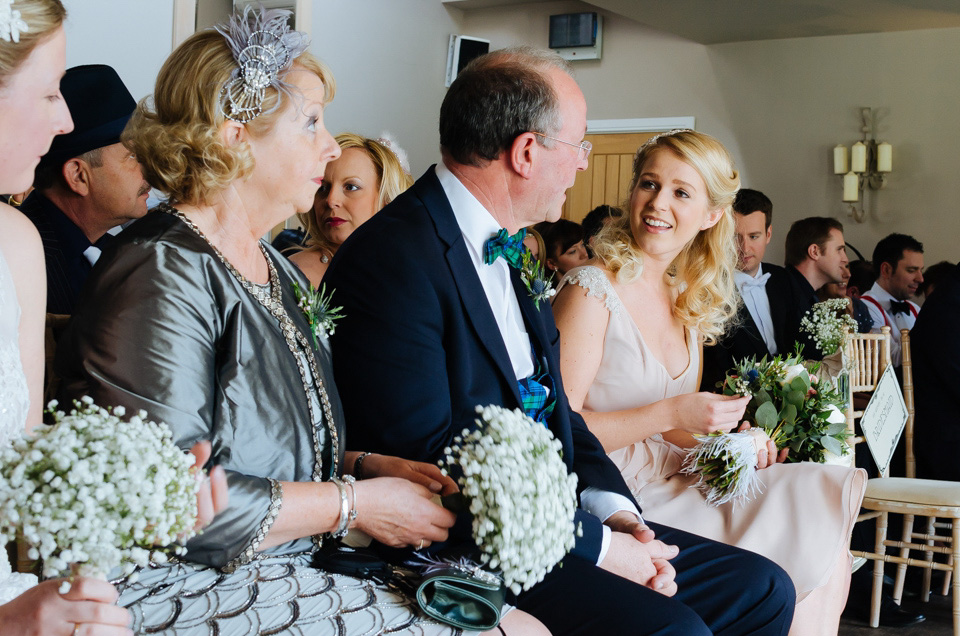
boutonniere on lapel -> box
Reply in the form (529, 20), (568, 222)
(292, 282), (344, 347)
(519, 250), (556, 309)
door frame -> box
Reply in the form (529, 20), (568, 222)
(586, 116), (696, 134)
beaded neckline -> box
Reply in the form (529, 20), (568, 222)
(159, 203), (341, 486)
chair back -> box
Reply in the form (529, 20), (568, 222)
(901, 328), (916, 478)
(844, 326), (892, 445)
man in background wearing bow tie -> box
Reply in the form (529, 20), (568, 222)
(327, 47), (794, 635)
(701, 189), (789, 390)
(861, 233), (924, 368)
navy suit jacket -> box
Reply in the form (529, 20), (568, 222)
(701, 263), (790, 391)
(325, 167), (636, 563)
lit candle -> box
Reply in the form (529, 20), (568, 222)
(843, 171), (859, 202)
(851, 142), (867, 173)
(877, 142), (892, 172)
(833, 145), (848, 174)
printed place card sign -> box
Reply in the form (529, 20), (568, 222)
(860, 365), (908, 475)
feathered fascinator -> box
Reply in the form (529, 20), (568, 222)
(216, 5), (309, 123)
(376, 131), (412, 176)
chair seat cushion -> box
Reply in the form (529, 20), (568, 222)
(864, 477), (960, 506)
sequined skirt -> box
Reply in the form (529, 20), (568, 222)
(115, 554), (465, 635)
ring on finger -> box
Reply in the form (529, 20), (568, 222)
(73, 624), (80, 636)
(417, 539), (425, 550)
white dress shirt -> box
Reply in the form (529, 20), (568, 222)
(734, 264), (777, 356)
(436, 163), (641, 563)
(861, 282), (919, 368)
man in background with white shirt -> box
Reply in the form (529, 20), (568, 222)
(701, 188), (789, 390)
(327, 47), (794, 635)
(861, 233), (924, 368)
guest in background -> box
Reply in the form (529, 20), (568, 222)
(581, 203), (621, 254)
(861, 233), (924, 367)
(918, 259), (955, 301)
(846, 259), (875, 299)
(291, 132), (412, 286)
(535, 218), (589, 282)
(19, 64), (150, 314)
(782, 217), (849, 360)
(701, 187), (789, 390)
(912, 261), (960, 481)
(817, 263), (872, 333)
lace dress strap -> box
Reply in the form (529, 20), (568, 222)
(560, 265), (622, 315)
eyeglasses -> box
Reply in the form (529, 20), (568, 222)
(532, 132), (592, 160)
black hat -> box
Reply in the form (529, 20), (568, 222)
(38, 65), (136, 169)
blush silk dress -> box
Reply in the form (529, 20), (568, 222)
(564, 265), (867, 600)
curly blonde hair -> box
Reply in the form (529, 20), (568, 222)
(298, 133), (413, 256)
(122, 29), (334, 205)
(592, 130), (741, 345)
(0, 0), (65, 89)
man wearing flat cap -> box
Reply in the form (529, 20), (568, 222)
(20, 64), (150, 314)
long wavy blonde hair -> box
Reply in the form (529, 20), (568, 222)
(298, 133), (413, 257)
(592, 129), (741, 345)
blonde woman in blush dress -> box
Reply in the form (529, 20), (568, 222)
(552, 130), (866, 636)
(290, 133), (413, 285)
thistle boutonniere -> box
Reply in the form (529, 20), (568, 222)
(519, 250), (556, 309)
(292, 282), (344, 348)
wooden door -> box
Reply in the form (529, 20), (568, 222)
(562, 132), (659, 223)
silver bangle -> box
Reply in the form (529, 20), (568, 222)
(331, 475), (357, 539)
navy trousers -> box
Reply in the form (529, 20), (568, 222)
(515, 521), (796, 635)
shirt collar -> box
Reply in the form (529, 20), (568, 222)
(734, 263), (765, 287)
(865, 282), (898, 306)
(30, 192), (95, 257)
(435, 162), (503, 263)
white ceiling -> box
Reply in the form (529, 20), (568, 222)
(443, 0), (960, 44)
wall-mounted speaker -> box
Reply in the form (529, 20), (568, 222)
(445, 35), (491, 87)
(549, 12), (602, 61)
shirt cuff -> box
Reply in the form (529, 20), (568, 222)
(581, 486), (642, 524)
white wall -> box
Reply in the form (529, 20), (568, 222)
(311, 1), (465, 176)
(709, 28), (960, 266)
(62, 0), (173, 102)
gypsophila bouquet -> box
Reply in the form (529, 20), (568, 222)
(0, 398), (201, 579)
(293, 281), (344, 348)
(682, 351), (850, 505)
(801, 298), (858, 355)
(439, 405), (580, 594)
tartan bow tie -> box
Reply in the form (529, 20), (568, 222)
(483, 228), (527, 269)
(889, 300), (912, 316)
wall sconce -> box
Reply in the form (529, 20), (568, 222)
(833, 107), (892, 223)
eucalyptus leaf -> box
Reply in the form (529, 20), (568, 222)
(821, 436), (844, 456)
(779, 403), (797, 424)
(755, 401), (778, 429)
(786, 390), (805, 408)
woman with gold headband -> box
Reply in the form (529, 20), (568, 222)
(56, 7), (545, 635)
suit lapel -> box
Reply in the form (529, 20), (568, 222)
(414, 169), (523, 405)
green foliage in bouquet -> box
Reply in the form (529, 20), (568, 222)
(721, 350), (850, 462)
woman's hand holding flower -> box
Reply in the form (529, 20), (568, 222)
(356, 454), (458, 495)
(0, 578), (131, 636)
(671, 392), (751, 436)
(351, 477), (456, 549)
(735, 422), (788, 469)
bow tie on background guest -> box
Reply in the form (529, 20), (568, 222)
(738, 272), (771, 289)
(484, 228), (527, 269)
(889, 300), (912, 316)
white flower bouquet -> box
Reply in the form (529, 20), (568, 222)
(801, 298), (858, 356)
(0, 398), (201, 579)
(439, 405), (580, 594)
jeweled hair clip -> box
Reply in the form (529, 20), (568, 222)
(0, 0), (29, 43)
(216, 5), (309, 123)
